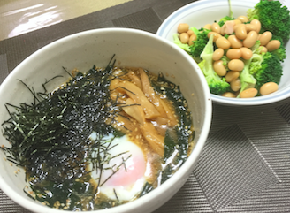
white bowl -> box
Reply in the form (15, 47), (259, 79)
(0, 28), (212, 213)
(156, 0), (290, 105)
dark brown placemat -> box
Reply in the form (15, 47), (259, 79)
(0, 0), (290, 212)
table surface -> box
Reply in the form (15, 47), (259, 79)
(0, 0), (290, 212)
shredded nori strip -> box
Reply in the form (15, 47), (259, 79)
(139, 182), (155, 198)
(1, 56), (129, 210)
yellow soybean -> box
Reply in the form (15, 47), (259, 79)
(228, 35), (243, 49)
(216, 37), (231, 49)
(178, 23), (189, 34)
(230, 79), (241, 92)
(223, 92), (236, 98)
(179, 33), (189, 44)
(213, 60), (226, 76)
(211, 23), (221, 34)
(260, 82), (279, 96)
(238, 15), (248, 23)
(240, 47), (253, 60)
(240, 88), (258, 98)
(266, 40), (280, 51)
(235, 25), (248, 40)
(225, 71), (240, 82)
(188, 34), (196, 46)
(226, 49), (241, 59)
(250, 19), (261, 33)
(228, 59), (244, 72)
(243, 31), (258, 48)
(212, 49), (225, 61)
(259, 31), (272, 46)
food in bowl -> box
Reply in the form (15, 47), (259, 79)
(1, 56), (195, 210)
(0, 28), (211, 213)
(172, 0), (290, 98)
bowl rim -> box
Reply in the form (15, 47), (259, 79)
(0, 27), (212, 213)
(156, 0), (290, 106)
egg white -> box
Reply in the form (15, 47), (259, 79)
(88, 133), (148, 202)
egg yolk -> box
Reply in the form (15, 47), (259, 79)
(100, 135), (146, 187)
(104, 154), (146, 187)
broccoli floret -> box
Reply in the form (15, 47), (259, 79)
(218, 16), (234, 27)
(188, 27), (211, 60)
(248, 0), (290, 42)
(198, 34), (231, 95)
(248, 52), (283, 93)
(247, 8), (259, 20)
(255, 53), (283, 92)
(244, 41), (283, 95)
(173, 28), (211, 63)
(173, 33), (191, 52)
(270, 35), (287, 62)
(249, 53), (264, 75)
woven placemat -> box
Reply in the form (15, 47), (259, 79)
(0, 0), (290, 212)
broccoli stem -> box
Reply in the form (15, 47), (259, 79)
(239, 58), (256, 93)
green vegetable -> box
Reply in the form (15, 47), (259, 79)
(188, 27), (211, 61)
(248, 53), (264, 75)
(221, 56), (231, 72)
(239, 59), (257, 93)
(198, 34), (231, 95)
(254, 52), (283, 93)
(247, 0), (290, 41)
(271, 35), (287, 62)
(172, 0), (289, 98)
(173, 28), (211, 63)
(248, 51), (283, 93)
(240, 40), (284, 94)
